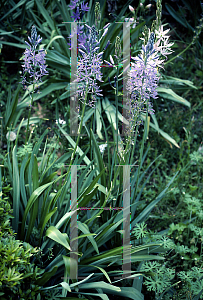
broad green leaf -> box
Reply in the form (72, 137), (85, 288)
(46, 50), (69, 65)
(77, 168), (106, 203)
(69, 273), (95, 288)
(46, 35), (66, 50)
(98, 286), (144, 300)
(78, 186), (99, 208)
(17, 81), (67, 110)
(33, 155), (39, 191)
(158, 87), (191, 108)
(69, 233), (97, 242)
(39, 207), (58, 241)
(20, 177), (62, 240)
(55, 210), (78, 230)
(78, 281), (121, 292)
(160, 76), (197, 89)
(45, 226), (71, 251)
(90, 265), (111, 283)
(141, 114), (180, 148)
(5, 84), (21, 130)
(56, 124), (93, 167)
(81, 244), (129, 264)
(73, 293), (109, 300)
(165, 3), (193, 29)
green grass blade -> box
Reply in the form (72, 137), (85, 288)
(39, 207), (57, 242)
(78, 221), (99, 255)
(12, 145), (20, 236)
(131, 171), (179, 227)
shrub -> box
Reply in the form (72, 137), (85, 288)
(0, 196), (45, 300)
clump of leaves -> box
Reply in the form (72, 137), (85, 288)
(0, 195), (46, 299)
(0, 196), (14, 238)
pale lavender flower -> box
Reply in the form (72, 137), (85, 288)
(68, 0), (79, 10)
(126, 33), (160, 131)
(126, 27), (173, 134)
(73, 24), (109, 107)
(21, 25), (48, 91)
(76, 51), (104, 107)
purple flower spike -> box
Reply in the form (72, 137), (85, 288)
(81, 1), (89, 12)
(68, 0), (79, 10)
(21, 25), (48, 91)
(71, 6), (81, 21)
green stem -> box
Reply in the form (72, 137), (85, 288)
(115, 67), (119, 154)
(135, 105), (149, 195)
(25, 83), (35, 144)
(63, 85), (88, 184)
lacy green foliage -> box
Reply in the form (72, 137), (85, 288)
(177, 267), (203, 299)
(132, 222), (148, 241)
(141, 261), (175, 295)
(132, 220), (203, 299)
(17, 143), (33, 158)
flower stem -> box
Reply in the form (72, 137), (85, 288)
(25, 83), (35, 144)
(64, 85), (88, 183)
(115, 67), (119, 154)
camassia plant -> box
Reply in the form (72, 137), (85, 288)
(1, 1), (187, 299)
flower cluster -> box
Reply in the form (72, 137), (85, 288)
(68, 1), (110, 107)
(74, 24), (105, 107)
(154, 25), (174, 58)
(126, 27), (174, 134)
(126, 33), (159, 131)
(68, 0), (89, 21)
(21, 25), (48, 91)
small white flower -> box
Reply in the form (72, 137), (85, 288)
(6, 131), (16, 141)
(125, 17), (136, 29)
(55, 118), (66, 125)
(99, 143), (107, 154)
(154, 25), (174, 57)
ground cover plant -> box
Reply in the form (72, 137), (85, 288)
(0, 0), (203, 299)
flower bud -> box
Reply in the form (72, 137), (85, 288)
(129, 5), (135, 14)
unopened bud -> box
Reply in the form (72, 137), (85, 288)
(129, 5), (135, 13)
(145, 4), (152, 9)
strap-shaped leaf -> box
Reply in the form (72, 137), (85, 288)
(158, 87), (191, 107)
(78, 221), (99, 255)
(45, 226), (71, 251)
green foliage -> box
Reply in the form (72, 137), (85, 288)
(0, 195), (14, 238)
(0, 194), (46, 299)
(0, 0), (203, 299)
